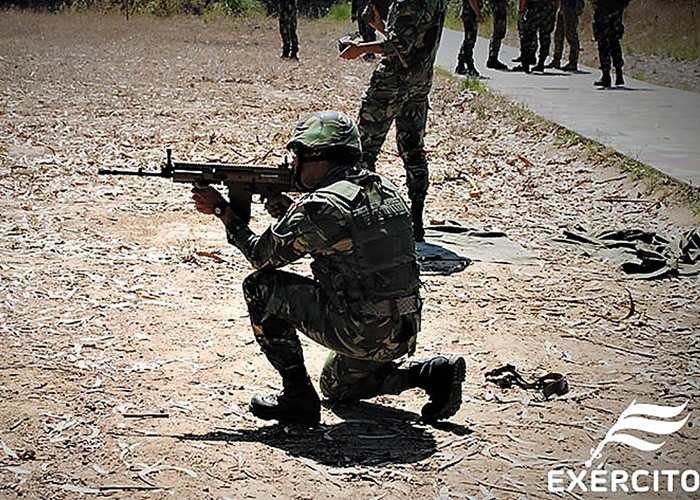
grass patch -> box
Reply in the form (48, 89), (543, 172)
(460, 75), (487, 92)
(325, 1), (351, 21)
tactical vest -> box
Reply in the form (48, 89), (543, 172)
(309, 172), (420, 315)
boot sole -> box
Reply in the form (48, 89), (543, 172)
(432, 355), (466, 421)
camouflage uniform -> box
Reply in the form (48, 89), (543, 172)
(457, 0), (481, 71)
(487, 0), (509, 63)
(278, 0), (298, 59)
(593, 0), (629, 72)
(357, 0), (448, 240)
(551, 0), (584, 66)
(225, 112), (424, 404)
(520, 0), (557, 66)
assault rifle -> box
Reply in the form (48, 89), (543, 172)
(98, 148), (299, 222)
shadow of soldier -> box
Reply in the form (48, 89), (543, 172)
(177, 401), (472, 467)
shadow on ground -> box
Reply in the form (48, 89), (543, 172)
(177, 401), (472, 467)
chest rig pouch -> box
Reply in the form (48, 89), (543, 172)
(310, 174), (420, 316)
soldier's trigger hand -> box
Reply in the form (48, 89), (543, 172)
(264, 194), (293, 220)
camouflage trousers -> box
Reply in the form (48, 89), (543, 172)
(551, 0), (584, 64)
(593, 3), (628, 71)
(520, 2), (557, 65)
(358, 70), (432, 202)
(458, 4), (480, 66)
(487, 0), (508, 61)
(242, 269), (420, 401)
(278, 0), (298, 57)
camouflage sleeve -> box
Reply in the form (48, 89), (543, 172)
(226, 195), (350, 270)
(380, 0), (422, 61)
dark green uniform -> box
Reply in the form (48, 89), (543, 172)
(357, 0), (448, 240)
(352, 0), (377, 45)
(279, 0), (298, 59)
(457, 0), (481, 70)
(551, 0), (584, 66)
(226, 167), (423, 401)
(593, 0), (629, 72)
(487, 0), (509, 63)
(520, 0), (557, 67)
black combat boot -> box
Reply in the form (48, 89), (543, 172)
(486, 58), (509, 70)
(466, 63), (481, 78)
(561, 62), (578, 71)
(455, 61), (467, 75)
(594, 70), (612, 88)
(545, 58), (561, 69)
(408, 355), (466, 422)
(281, 44), (290, 59)
(411, 198), (425, 243)
(531, 57), (545, 72)
(249, 367), (321, 425)
(511, 63), (530, 73)
(615, 67), (624, 86)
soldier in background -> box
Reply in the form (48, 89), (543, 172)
(352, 0), (376, 59)
(513, 0), (560, 72)
(485, 0), (510, 70)
(191, 111), (466, 425)
(547, 0), (585, 70)
(279, 0), (298, 59)
(456, 0), (485, 77)
(339, 0), (448, 242)
(592, 0), (630, 87)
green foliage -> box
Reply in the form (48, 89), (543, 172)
(460, 75), (486, 92)
(325, 1), (350, 21)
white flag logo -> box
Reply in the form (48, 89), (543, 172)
(586, 400), (689, 468)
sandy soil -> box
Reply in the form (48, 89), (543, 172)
(0, 12), (699, 499)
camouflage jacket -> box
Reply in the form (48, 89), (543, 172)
(379, 0), (448, 81)
(226, 167), (421, 315)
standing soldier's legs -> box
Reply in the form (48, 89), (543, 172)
(289, 14), (299, 59)
(486, 0), (509, 68)
(533, 3), (556, 70)
(609, 4), (626, 84)
(357, 79), (400, 171)
(517, 8), (537, 71)
(395, 96), (429, 242)
(562, 0), (584, 68)
(549, 7), (564, 67)
(593, 8), (612, 87)
(457, 11), (479, 75)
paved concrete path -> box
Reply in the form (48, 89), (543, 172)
(435, 28), (700, 187)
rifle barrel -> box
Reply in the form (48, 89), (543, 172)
(98, 168), (167, 177)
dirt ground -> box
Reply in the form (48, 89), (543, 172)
(1, 11), (699, 500)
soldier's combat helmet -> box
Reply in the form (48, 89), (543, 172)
(286, 110), (361, 158)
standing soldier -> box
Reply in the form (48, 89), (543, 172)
(352, 0), (376, 56)
(485, 0), (510, 70)
(456, 0), (485, 77)
(191, 111), (466, 425)
(592, 0), (630, 87)
(513, 0), (560, 72)
(339, 0), (448, 242)
(547, 0), (584, 70)
(279, 0), (298, 60)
